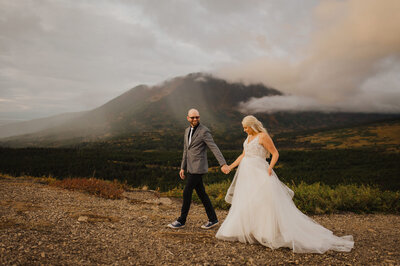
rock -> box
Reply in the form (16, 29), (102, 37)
(159, 197), (172, 205)
(141, 196), (172, 205)
(78, 216), (88, 222)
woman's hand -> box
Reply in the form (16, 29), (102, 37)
(268, 166), (273, 176)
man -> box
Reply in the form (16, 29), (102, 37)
(168, 108), (230, 229)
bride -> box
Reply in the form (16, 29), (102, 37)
(216, 115), (354, 253)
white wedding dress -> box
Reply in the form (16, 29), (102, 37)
(216, 135), (354, 253)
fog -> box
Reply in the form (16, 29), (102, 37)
(218, 0), (400, 113)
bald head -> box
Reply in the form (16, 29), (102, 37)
(187, 108), (200, 127)
(188, 108), (200, 117)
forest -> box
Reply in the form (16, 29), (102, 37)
(1, 146), (398, 192)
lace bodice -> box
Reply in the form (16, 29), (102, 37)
(243, 135), (268, 159)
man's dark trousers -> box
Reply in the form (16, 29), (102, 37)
(177, 173), (217, 225)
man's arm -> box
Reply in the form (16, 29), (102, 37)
(180, 130), (188, 171)
(203, 129), (227, 166)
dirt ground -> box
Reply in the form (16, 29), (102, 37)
(1, 177), (399, 265)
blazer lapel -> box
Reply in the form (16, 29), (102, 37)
(188, 124), (201, 148)
(185, 127), (190, 148)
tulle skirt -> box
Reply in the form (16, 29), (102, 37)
(215, 156), (354, 253)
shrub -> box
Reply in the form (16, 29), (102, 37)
(52, 177), (124, 199)
(164, 181), (400, 214)
(290, 182), (400, 214)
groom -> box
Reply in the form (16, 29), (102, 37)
(168, 108), (230, 229)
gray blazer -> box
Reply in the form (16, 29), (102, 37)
(180, 124), (227, 174)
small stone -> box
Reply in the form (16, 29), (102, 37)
(159, 198), (172, 205)
(78, 216), (88, 222)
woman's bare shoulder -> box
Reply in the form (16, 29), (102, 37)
(257, 132), (269, 143)
(258, 132), (270, 139)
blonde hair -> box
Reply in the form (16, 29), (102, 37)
(242, 115), (268, 134)
(242, 115), (270, 158)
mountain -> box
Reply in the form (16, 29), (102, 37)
(0, 112), (86, 139)
(0, 119), (24, 127)
(0, 73), (398, 148)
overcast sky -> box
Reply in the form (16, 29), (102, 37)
(1, 0), (399, 122)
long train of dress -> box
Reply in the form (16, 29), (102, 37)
(216, 135), (354, 253)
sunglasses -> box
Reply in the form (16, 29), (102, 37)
(189, 116), (200, 120)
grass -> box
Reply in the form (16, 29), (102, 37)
(291, 182), (400, 214)
(293, 121), (400, 151)
(163, 181), (400, 214)
(3, 172), (399, 214)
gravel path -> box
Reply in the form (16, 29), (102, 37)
(1, 177), (399, 265)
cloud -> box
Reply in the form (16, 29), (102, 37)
(218, 0), (400, 113)
(0, 0), (399, 121)
(240, 95), (327, 113)
(0, 0), (224, 118)
(241, 93), (400, 114)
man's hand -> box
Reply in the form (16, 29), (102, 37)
(221, 165), (230, 174)
(179, 169), (186, 180)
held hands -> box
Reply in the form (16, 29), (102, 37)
(221, 165), (231, 175)
(179, 169), (185, 180)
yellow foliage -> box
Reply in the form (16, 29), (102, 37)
(295, 122), (400, 152)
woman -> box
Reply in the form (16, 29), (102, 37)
(216, 115), (354, 253)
